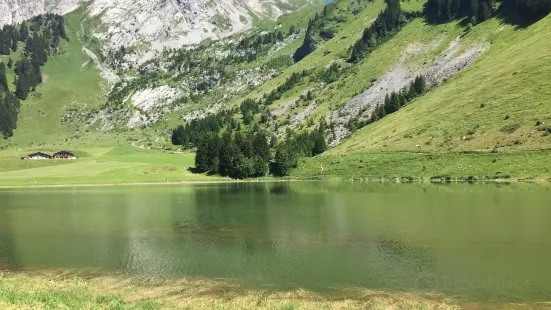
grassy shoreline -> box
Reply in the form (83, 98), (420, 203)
(291, 150), (551, 183)
(1, 147), (551, 187)
(0, 175), (547, 190)
(0, 270), (479, 310)
(2, 270), (550, 309)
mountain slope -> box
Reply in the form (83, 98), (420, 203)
(330, 15), (551, 154)
(291, 13), (551, 180)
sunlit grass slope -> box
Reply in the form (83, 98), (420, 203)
(333, 15), (551, 154)
(292, 13), (551, 180)
(240, 0), (388, 103)
(0, 9), (106, 149)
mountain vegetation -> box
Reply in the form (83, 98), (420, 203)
(0, 14), (67, 138)
(349, 0), (406, 62)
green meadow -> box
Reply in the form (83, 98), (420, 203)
(291, 150), (551, 181)
(0, 146), (223, 187)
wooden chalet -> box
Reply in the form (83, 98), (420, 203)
(53, 151), (77, 159)
(27, 152), (52, 160)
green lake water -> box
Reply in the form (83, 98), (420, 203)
(0, 182), (550, 303)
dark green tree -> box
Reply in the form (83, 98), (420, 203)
(0, 63), (8, 92)
(195, 132), (221, 173)
(272, 145), (297, 176)
(171, 125), (186, 146)
(19, 23), (28, 42)
(252, 131), (270, 161)
(218, 132), (240, 176)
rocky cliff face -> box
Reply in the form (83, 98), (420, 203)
(88, 0), (253, 52)
(0, 0), (82, 25)
(1, 0), (306, 51)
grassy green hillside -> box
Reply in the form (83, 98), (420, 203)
(293, 13), (551, 181)
(0, 9), (107, 149)
(333, 15), (551, 154)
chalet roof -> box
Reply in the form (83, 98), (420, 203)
(53, 150), (75, 156)
(28, 152), (52, 157)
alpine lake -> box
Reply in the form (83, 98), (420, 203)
(1, 182), (550, 307)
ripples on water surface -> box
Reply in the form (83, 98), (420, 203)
(0, 182), (550, 303)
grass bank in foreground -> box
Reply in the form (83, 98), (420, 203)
(2, 271), (550, 309)
(0, 146), (224, 187)
(0, 270), (481, 310)
(291, 150), (551, 182)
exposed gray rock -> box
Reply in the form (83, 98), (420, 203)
(1, 0), (310, 58)
(330, 37), (489, 145)
(130, 86), (181, 112)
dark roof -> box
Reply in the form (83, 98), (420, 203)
(53, 150), (75, 156)
(28, 152), (52, 158)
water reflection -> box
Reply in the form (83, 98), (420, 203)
(0, 195), (21, 269)
(0, 183), (550, 303)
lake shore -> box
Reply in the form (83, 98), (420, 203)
(2, 270), (550, 309)
(0, 176), (549, 189)
(0, 270), (482, 310)
(1, 147), (550, 188)
(291, 150), (551, 182)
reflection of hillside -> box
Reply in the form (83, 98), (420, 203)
(0, 196), (21, 269)
(1, 183), (550, 302)
(140, 182), (438, 290)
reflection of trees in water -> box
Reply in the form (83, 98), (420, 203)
(0, 200), (21, 269)
(104, 193), (131, 270)
(194, 183), (272, 247)
(267, 183), (291, 195)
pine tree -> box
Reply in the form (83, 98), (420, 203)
(273, 145), (297, 176)
(15, 75), (30, 100)
(218, 132), (240, 177)
(19, 23), (28, 42)
(10, 29), (18, 52)
(0, 91), (21, 138)
(171, 125), (186, 146)
(312, 132), (327, 155)
(195, 132), (220, 173)
(0, 63), (8, 92)
(269, 134), (277, 148)
(252, 132), (270, 161)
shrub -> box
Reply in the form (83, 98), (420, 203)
(500, 123), (520, 134)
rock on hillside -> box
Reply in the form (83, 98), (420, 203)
(1, 0), (311, 51)
(0, 0), (82, 25)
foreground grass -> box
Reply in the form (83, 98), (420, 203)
(2, 271), (550, 309)
(292, 150), (551, 181)
(0, 271), (465, 310)
(0, 146), (224, 186)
